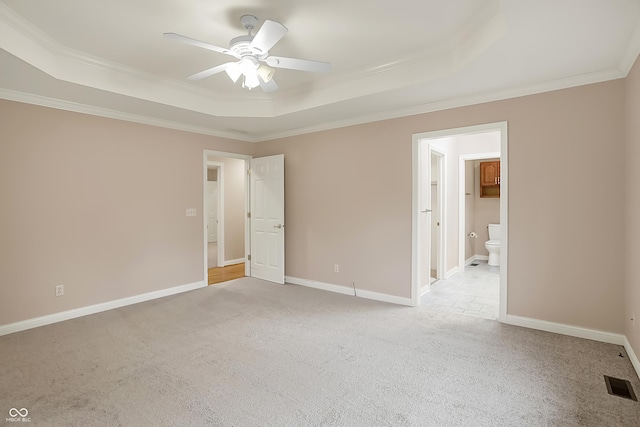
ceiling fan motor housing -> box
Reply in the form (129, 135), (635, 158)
(229, 35), (267, 59)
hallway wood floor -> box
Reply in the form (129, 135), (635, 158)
(208, 263), (245, 285)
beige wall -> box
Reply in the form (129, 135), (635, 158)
(0, 70), (631, 338)
(474, 159), (501, 255)
(254, 80), (626, 333)
(207, 168), (217, 181)
(625, 57), (640, 359)
(208, 156), (246, 262)
(0, 100), (253, 325)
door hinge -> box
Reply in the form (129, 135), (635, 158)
(247, 169), (251, 175)
(247, 254), (251, 261)
(247, 212), (251, 218)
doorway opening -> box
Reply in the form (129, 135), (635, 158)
(203, 151), (251, 285)
(411, 122), (508, 322)
(202, 151), (286, 286)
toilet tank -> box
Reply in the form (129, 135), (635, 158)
(487, 224), (500, 241)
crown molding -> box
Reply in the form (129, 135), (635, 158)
(621, 20), (640, 74)
(1, 63), (626, 145)
(253, 68), (626, 142)
(0, 88), (253, 142)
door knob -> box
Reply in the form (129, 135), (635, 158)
(273, 224), (283, 229)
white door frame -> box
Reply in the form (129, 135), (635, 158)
(430, 147), (446, 285)
(203, 150), (252, 280)
(411, 121), (508, 322)
(206, 161), (224, 267)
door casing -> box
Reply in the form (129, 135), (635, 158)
(411, 121), (508, 322)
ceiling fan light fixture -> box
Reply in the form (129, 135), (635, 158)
(257, 64), (275, 83)
(165, 15), (330, 92)
(242, 72), (260, 90)
(225, 63), (242, 83)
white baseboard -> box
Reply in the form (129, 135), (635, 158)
(445, 267), (459, 279)
(623, 337), (640, 379)
(465, 255), (489, 266)
(504, 315), (625, 345)
(505, 315), (640, 379)
(285, 276), (355, 296)
(0, 280), (206, 337)
(223, 258), (245, 267)
(356, 289), (413, 306)
(421, 284), (431, 296)
(285, 276), (412, 306)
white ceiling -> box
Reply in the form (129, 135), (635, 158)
(1, 0), (639, 142)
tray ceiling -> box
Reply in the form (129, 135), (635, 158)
(1, 0), (639, 141)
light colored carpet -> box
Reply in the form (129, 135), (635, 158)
(1, 278), (639, 426)
(208, 241), (218, 268)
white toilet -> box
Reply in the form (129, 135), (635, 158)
(485, 224), (501, 267)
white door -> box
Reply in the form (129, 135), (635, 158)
(250, 155), (285, 284)
(207, 181), (218, 242)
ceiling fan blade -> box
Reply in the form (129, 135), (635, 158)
(265, 56), (331, 73)
(187, 62), (236, 80)
(163, 33), (239, 58)
(250, 20), (288, 54)
(259, 76), (278, 92)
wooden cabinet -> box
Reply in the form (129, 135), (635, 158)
(480, 161), (500, 198)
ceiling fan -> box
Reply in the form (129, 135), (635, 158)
(164, 15), (331, 92)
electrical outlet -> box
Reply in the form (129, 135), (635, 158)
(334, 264), (339, 273)
(55, 285), (64, 297)
(186, 208), (197, 217)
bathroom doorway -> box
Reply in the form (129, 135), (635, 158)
(411, 122), (508, 322)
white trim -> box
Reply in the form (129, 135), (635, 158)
(411, 139), (420, 306)
(421, 284), (431, 297)
(445, 267), (459, 279)
(465, 255), (489, 265)
(431, 147), (446, 283)
(620, 20), (640, 75)
(224, 258), (246, 267)
(0, 88), (247, 141)
(257, 70), (623, 142)
(355, 289), (413, 306)
(285, 276), (412, 306)
(0, 66), (630, 145)
(498, 124), (508, 322)
(623, 337), (640, 379)
(412, 122), (507, 321)
(0, 281), (206, 337)
(285, 276), (355, 296)
(505, 315), (625, 346)
(206, 161), (224, 269)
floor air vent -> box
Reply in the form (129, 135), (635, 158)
(604, 375), (637, 401)
(470, 263), (479, 266)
